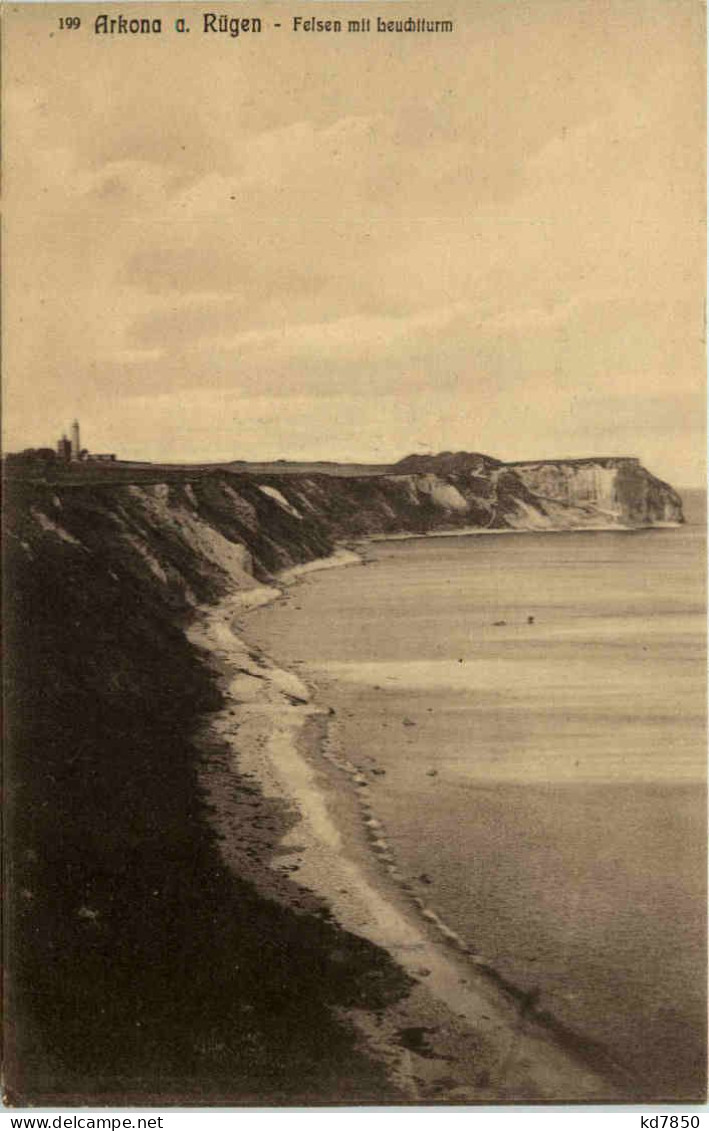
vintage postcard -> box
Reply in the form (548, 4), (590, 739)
(2, 0), (706, 1109)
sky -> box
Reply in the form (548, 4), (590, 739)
(3, 0), (706, 484)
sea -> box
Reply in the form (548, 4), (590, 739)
(245, 491), (707, 1098)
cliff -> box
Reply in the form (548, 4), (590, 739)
(3, 474), (412, 1104)
(4, 455), (684, 614)
(507, 456), (684, 527)
(2, 453), (683, 1102)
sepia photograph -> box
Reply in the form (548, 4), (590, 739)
(2, 0), (706, 1109)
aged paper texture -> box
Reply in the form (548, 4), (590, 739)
(2, 0), (706, 1108)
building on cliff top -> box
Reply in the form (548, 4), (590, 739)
(55, 420), (116, 463)
(56, 434), (72, 462)
(70, 419), (81, 460)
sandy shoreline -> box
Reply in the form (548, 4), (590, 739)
(365, 521), (682, 542)
(185, 551), (631, 1102)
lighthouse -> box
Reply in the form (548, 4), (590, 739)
(70, 419), (81, 461)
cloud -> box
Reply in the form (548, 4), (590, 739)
(3, 0), (704, 485)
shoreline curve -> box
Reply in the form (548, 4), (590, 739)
(186, 557), (631, 1103)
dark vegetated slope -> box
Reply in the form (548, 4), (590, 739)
(3, 483), (410, 1105)
(393, 451), (504, 475)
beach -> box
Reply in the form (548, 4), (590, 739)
(188, 581), (631, 1101)
(225, 505), (706, 1102)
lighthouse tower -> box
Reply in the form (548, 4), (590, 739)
(70, 419), (81, 461)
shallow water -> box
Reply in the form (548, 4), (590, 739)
(245, 495), (706, 1098)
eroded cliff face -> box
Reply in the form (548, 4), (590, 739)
(509, 457), (684, 526)
(6, 457), (683, 612)
(4, 474), (413, 1104)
